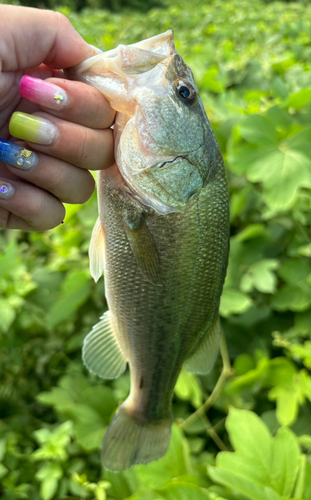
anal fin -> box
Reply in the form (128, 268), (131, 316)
(184, 315), (221, 375)
(82, 311), (127, 379)
(89, 217), (105, 283)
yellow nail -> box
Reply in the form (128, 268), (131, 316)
(9, 112), (58, 145)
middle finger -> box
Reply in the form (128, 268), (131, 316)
(19, 76), (116, 129)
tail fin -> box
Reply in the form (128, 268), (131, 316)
(101, 403), (172, 472)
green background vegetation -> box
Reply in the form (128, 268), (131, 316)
(1, 0), (311, 498)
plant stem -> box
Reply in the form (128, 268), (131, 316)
(181, 332), (233, 431)
(201, 414), (228, 451)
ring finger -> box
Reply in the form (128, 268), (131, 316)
(1, 139), (95, 204)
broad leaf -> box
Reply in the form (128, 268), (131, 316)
(220, 289), (253, 317)
(270, 427), (300, 496)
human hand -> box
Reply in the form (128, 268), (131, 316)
(0, 5), (115, 231)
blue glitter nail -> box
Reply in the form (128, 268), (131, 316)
(0, 138), (38, 170)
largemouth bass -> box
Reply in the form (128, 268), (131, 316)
(70, 31), (229, 472)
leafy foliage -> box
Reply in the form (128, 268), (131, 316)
(1, 0), (311, 498)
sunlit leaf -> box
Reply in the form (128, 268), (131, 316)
(220, 289), (253, 317)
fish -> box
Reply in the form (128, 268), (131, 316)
(69, 30), (229, 472)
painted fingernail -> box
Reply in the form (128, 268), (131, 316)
(19, 76), (68, 110)
(0, 138), (39, 170)
(9, 112), (58, 146)
(0, 181), (15, 200)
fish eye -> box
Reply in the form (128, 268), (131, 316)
(176, 81), (197, 105)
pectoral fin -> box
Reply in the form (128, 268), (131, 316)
(89, 217), (105, 283)
(82, 311), (127, 379)
(184, 315), (221, 375)
(123, 216), (161, 285)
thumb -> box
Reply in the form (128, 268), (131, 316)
(0, 5), (96, 72)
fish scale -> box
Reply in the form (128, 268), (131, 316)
(69, 30), (230, 471)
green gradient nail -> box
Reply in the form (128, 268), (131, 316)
(9, 112), (58, 145)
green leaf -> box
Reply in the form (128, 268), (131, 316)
(37, 387), (75, 412)
(270, 427), (300, 496)
(225, 408), (273, 481)
(235, 224), (266, 242)
(220, 288), (253, 317)
(201, 65), (225, 93)
(134, 425), (191, 490)
(0, 299), (16, 332)
(36, 462), (63, 481)
(0, 463), (8, 479)
(247, 145), (311, 211)
(0, 438), (6, 461)
(225, 356), (269, 395)
(48, 270), (91, 326)
(36, 463), (63, 500)
(208, 465), (278, 500)
(286, 88), (311, 110)
(271, 283), (311, 312)
(208, 409), (302, 500)
(160, 481), (210, 500)
(233, 125), (311, 211)
(289, 341), (311, 369)
(40, 476), (59, 500)
(270, 79), (288, 100)
(175, 369), (203, 409)
(239, 115), (278, 146)
(268, 386), (300, 426)
(294, 454), (307, 499)
(124, 489), (164, 500)
(240, 259), (279, 294)
(74, 404), (106, 451)
(278, 259), (311, 285)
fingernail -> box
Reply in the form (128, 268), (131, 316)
(89, 44), (104, 54)
(9, 112), (58, 146)
(0, 138), (39, 170)
(19, 76), (68, 110)
(0, 181), (15, 200)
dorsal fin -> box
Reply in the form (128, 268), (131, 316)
(184, 315), (221, 374)
(89, 217), (105, 283)
(82, 311), (127, 379)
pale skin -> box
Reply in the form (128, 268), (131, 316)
(0, 5), (116, 231)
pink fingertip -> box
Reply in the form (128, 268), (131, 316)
(19, 76), (68, 110)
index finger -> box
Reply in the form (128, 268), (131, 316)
(0, 5), (97, 71)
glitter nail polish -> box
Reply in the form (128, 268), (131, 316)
(0, 138), (39, 170)
(0, 181), (15, 199)
(19, 76), (68, 110)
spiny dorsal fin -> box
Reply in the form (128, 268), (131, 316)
(184, 315), (221, 375)
(123, 216), (161, 285)
(89, 217), (105, 283)
(82, 311), (127, 379)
